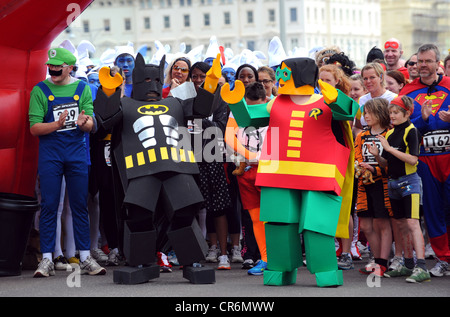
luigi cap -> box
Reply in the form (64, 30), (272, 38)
(46, 47), (77, 66)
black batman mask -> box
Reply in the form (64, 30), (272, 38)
(132, 53), (165, 102)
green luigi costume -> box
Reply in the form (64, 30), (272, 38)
(29, 47), (94, 258)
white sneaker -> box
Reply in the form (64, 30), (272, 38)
(205, 245), (219, 263)
(230, 245), (243, 263)
(106, 249), (120, 266)
(388, 256), (404, 271)
(217, 255), (230, 270)
(425, 243), (435, 259)
(90, 248), (108, 263)
(33, 258), (55, 278)
(53, 255), (72, 271)
(429, 259), (449, 277)
(80, 256), (107, 275)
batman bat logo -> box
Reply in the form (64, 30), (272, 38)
(138, 104), (169, 115)
(309, 108), (323, 120)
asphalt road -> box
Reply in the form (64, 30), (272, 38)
(0, 257), (448, 302)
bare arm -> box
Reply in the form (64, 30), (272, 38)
(30, 110), (68, 136)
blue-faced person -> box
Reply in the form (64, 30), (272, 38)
(222, 66), (236, 89)
(115, 53), (135, 97)
(87, 71), (100, 88)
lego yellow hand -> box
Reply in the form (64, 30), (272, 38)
(318, 79), (338, 104)
(99, 66), (123, 97)
(220, 80), (245, 105)
(204, 53), (222, 93)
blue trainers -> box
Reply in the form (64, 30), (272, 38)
(247, 260), (267, 276)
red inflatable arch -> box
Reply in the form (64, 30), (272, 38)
(0, 0), (93, 196)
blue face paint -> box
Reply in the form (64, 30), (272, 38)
(115, 54), (135, 80)
(88, 72), (100, 87)
(204, 57), (214, 67)
(222, 67), (236, 89)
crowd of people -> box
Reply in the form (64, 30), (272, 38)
(28, 36), (450, 285)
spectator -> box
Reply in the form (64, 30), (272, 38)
(385, 70), (408, 94)
(405, 54), (419, 81)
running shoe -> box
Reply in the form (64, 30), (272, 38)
(33, 258), (55, 278)
(424, 243), (435, 259)
(406, 267), (431, 283)
(337, 252), (354, 270)
(351, 244), (362, 260)
(384, 265), (413, 278)
(53, 255), (71, 271)
(388, 256), (404, 272)
(80, 256), (107, 275)
(242, 259), (254, 269)
(167, 250), (180, 266)
(217, 255), (231, 270)
(359, 263), (386, 277)
(157, 252), (173, 272)
(247, 260), (267, 276)
(230, 245), (243, 263)
(90, 248), (108, 263)
(205, 245), (219, 263)
(429, 259), (449, 277)
(68, 256), (80, 268)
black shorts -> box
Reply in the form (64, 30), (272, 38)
(358, 180), (391, 219)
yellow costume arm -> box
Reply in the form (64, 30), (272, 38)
(204, 53), (222, 94)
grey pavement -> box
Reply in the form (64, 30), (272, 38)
(0, 257), (448, 299)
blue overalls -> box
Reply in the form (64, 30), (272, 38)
(36, 80), (91, 254)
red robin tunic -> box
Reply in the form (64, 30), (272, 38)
(256, 94), (350, 195)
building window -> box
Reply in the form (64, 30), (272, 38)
(204, 13), (210, 26)
(83, 20), (90, 33)
(290, 7), (297, 22)
(104, 19), (110, 32)
(247, 11), (253, 24)
(268, 9), (275, 22)
(125, 18), (131, 31)
(144, 17), (150, 29)
(184, 14), (190, 27)
(224, 12), (230, 25)
(164, 16), (170, 28)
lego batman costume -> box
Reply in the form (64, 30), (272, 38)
(94, 53), (221, 284)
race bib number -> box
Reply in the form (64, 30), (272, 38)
(362, 135), (383, 164)
(53, 102), (79, 132)
(422, 130), (450, 154)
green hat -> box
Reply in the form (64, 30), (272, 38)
(46, 47), (77, 66)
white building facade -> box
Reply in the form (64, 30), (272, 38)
(54, 0), (381, 67)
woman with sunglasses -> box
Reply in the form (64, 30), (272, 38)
(405, 54), (419, 81)
(163, 57), (192, 98)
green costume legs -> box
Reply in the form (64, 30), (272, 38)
(260, 187), (343, 287)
